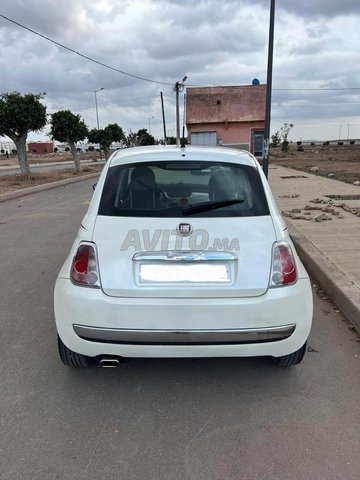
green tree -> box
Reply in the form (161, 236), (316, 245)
(166, 136), (178, 145)
(136, 129), (155, 146)
(50, 110), (88, 172)
(271, 123), (294, 152)
(88, 123), (125, 159)
(125, 129), (155, 147)
(0, 92), (47, 175)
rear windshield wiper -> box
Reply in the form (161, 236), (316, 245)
(182, 199), (244, 216)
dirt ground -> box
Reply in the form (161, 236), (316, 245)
(269, 144), (360, 184)
(0, 165), (102, 196)
(0, 151), (99, 167)
(0, 145), (359, 197)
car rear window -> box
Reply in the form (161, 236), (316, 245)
(98, 160), (269, 217)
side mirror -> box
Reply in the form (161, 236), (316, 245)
(93, 183), (97, 191)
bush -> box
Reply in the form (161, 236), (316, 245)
(271, 123), (294, 152)
(65, 147), (70, 152)
(76, 147), (81, 152)
(281, 139), (290, 153)
(54, 147), (58, 153)
(88, 145), (95, 152)
(12, 149), (17, 155)
(297, 141), (302, 146)
(311, 142), (315, 146)
(323, 141), (330, 146)
(337, 141), (343, 146)
(0, 149), (4, 154)
(349, 140), (355, 145)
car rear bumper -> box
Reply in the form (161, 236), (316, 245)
(54, 278), (312, 358)
(73, 323), (296, 345)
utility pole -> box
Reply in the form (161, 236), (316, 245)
(262, 0), (276, 179)
(160, 92), (167, 144)
(182, 93), (186, 142)
(173, 76), (187, 146)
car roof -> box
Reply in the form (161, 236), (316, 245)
(109, 145), (258, 168)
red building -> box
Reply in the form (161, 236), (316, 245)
(28, 142), (53, 154)
(186, 84), (265, 155)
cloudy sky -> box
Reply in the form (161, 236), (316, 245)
(0, 0), (359, 142)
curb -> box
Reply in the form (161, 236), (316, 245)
(289, 224), (360, 333)
(0, 172), (100, 203)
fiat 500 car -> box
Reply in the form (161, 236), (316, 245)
(54, 145), (312, 368)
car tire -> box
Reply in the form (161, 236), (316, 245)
(271, 342), (307, 367)
(58, 336), (93, 368)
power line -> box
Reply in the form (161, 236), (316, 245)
(0, 13), (175, 86)
(47, 94), (173, 112)
(275, 103), (360, 108)
(273, 87), (360, 91)
(1, 13), (360, 93)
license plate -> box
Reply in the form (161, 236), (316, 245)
(139, 263), (230, 283)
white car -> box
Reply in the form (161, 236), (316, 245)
(54, 146), (312, 368)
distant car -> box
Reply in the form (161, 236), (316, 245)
(54, 146), (312, 368)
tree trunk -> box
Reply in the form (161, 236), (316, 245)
(9, 133), (30, 176)
(104, 146), (110, 160)
(69, 141), (82, 172)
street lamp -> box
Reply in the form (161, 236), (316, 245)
(173, 75), (187, 146)
(94, 87), (104, 160)
(94, 87), (104, 130)
(148, 115), (155, 135)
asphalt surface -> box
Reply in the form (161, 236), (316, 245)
(0, 178), (359, 480)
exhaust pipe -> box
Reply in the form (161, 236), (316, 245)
(100, 358), (120, 368)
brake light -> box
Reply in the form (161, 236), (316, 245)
(71, 243), (101, 287)
(270, 242), (297, 287)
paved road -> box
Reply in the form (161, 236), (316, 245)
(0, 159), (105, 176)
(0, 179), (359, 480)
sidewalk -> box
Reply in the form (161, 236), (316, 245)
(269, 164), (360, 332)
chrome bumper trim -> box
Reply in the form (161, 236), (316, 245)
(132, 250), (237, 262)
(73, 324), (296, 345)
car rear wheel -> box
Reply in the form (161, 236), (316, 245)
(58, 336), (93, 368)
(271, 342), (307, 367)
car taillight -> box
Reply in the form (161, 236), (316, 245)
(269, 242), (297, 287)
(71, 243), (101, 287)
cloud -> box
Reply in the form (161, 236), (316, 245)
(246, 0), (360, 18)
(0, 0), (359, 141)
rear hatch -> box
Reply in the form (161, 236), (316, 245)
(93, 157), (275, 298)
(93, 216), (276, 298)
